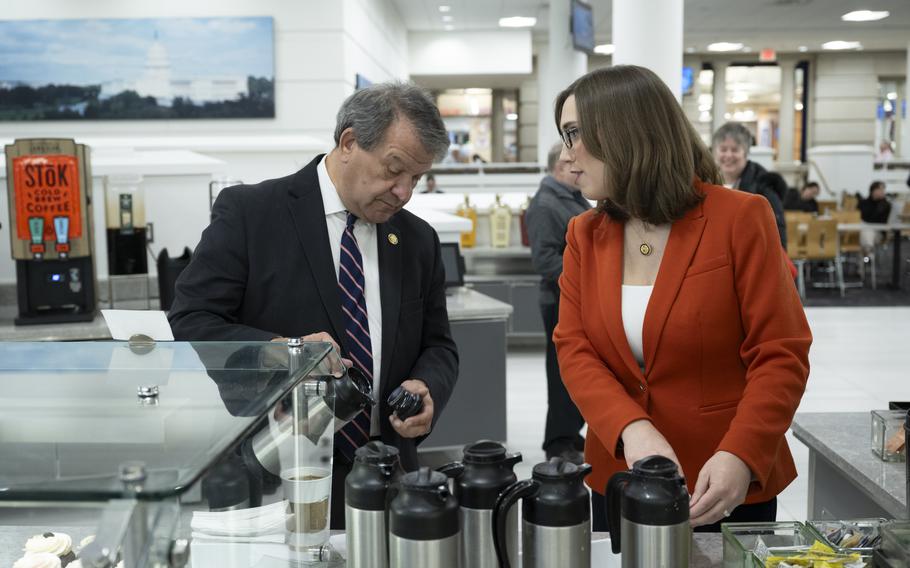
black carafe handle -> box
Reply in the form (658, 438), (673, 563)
(436, 461), (465, 479)
(605, 471), (633, 554)
(492, 479), (539, 568)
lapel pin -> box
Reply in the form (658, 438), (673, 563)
(388, 233), (399, 245)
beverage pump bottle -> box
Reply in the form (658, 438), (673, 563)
(490, 194), (511, 248)
(455, 195), (477, 248)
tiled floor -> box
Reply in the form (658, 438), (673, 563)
(504, 306), (910, 523)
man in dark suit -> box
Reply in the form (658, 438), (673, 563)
(168, 82), (458, 528)
(526, 143), (591, 465)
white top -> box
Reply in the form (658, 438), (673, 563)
(621, 285), (654, 367)
(317, 156), (383, 436)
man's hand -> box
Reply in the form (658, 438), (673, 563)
(620, 420), (685, 480)
(390, 379), (434, 438)
(272, 332), (353, 371)
(689, 451), (752, 527)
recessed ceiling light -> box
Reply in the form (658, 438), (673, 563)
(685, 47), (696, 54)
(798, 45), (809, 52)
(707, 42), (744, 52)
(841, 10), (889, 22)
(822, 40), (863, 50)
(442, 15), (453, 22)
(499, 16), (537, 28)
(444, 24), (454, 31)
(438, 5), (451, 12)
(506, 113), (518, 121)
(594, 44), (615, 55)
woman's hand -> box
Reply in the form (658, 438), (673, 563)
(689, 451), (752, 527)
(620, 420), (685, 480)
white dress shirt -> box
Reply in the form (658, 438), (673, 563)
(621, 284), (653, 368)
(317, 156), (383, 436)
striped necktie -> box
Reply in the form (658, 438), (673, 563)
(336, 212), (374, 461)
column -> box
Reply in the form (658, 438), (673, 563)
(903, 42), (910, 158)
(491, 89), (505, 163)
(537, 0), (588, 165)
(778, 59), (797, 164)
(712, 61), (728, 133)
(612, 0), (684, 99)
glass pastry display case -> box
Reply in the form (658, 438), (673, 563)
(0, 339), (357, 568)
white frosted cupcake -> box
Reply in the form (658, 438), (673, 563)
(13, 552), (62, 568)
(23, 532), (75, 566)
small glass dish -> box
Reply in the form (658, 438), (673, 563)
(806, 518), (887, 553)
(879, 521), (910, 566)
(871, 409), (907, 462)
(722, 521), (818, 568)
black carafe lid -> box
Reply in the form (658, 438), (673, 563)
(391, 467), (459, 540)
(524, 457), (592, 527)
(623, 456), (689, 526)
(346, 441), (400, 511)
(355, 440), (400, 465)
(331, 366), (375, 421)
(457, 441), (522, 509)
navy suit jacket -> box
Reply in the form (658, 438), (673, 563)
(168, 154), (459, 470)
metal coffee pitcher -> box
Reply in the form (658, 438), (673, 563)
(606, 455), (690, 568)
(492, 457), (592, 568)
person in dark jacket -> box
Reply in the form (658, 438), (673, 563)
(783, 181), (820, 213)
(712, 122), (787, 247)
(526, 142), (592, 464)
(857, 180), (892, 251)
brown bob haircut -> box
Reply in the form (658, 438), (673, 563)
(554, 65), (721, 225)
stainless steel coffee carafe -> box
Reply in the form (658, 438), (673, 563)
(439, 440), (522, 568)
(389, 467), (459, 568)
(492, 457), (592, 568)
(345, 441), (401, 568)
(606, 455), (690, 568)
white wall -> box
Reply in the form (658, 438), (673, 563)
(409, 30), (532, 77)
(0, 1), (408, 145)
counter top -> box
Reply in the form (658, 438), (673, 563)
(0, 288), (511, 340)
(791, 412), (907, 518)
(0, 526), (722, 567)
(0, 149), (225, 178)
(444, 286), (513, 321)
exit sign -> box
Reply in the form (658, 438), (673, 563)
(759, 48), (777, 62)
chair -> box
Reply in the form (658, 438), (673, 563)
(786, 218), (808, 299)
(804, 218), (845, 297)
(785, 211), (813, 225)
(831, 210), (875, 289)
(841, 193), (859, 212)
(816, 199), (837, 216)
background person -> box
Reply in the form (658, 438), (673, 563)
(712, 122), (787, 247)
(552, 65), (811, 532)
(858, 180), (892, 251)
(783, 181), (820, 213)
(526, 142), (592, 464)
(168, 82), (459, 529)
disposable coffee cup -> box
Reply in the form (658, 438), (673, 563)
(282, 466), (332, 548)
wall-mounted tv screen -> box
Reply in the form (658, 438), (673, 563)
(571, 0), (595, 53)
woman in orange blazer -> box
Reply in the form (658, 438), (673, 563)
(552, 66), (812, 532)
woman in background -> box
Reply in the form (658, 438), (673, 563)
(553, 66), (812, 531)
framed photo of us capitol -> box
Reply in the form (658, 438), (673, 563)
(0, 16), (275, 120)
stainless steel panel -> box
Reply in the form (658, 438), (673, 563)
(389, 533), (459, 568)
(462, 506), (517, 568)
(522, 519), (590, 568)
(345, 507), (387, 568)
(620, 518), (689, 568)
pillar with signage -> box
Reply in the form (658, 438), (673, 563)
(4, 139), (97, 325)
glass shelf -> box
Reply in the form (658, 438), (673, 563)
(0, 340), (338, 502)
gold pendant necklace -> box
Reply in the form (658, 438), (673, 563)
(628, 221), (654, 256)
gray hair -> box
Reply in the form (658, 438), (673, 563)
(711, 122), (753, 155)
(334, 81), (450, 161)
(547, 142), (563, 173)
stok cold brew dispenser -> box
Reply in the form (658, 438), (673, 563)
(5, 138), (97, 325)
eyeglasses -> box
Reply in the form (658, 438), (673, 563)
(560, 126), (580, 149)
